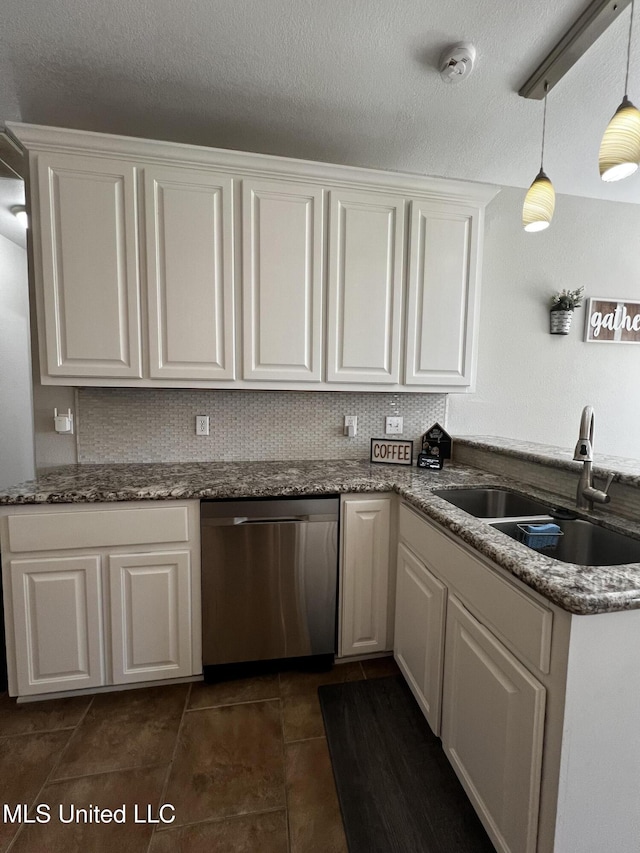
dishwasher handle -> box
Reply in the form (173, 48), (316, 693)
(201, 515), (306, 527)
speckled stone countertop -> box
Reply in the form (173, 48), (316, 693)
(2, 459), (640, 616)
(455, 435), (640, 486)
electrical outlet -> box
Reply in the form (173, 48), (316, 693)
(344, 415), (358, 436)
(195, 415), (210, 436)
(385, 416), (403, 435)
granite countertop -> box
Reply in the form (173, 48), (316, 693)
(455, 435), (640, 485)
(2, 458), (640, 617)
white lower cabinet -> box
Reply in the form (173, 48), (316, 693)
(340, 495), (393, 657)
(394, 542), (446, 734)
(396, 502), (548, 853)
(441, 595), (546, 853)
(11, 555), (104, 696)
(109, 551), (192, 683)
(1, 501), (201, 698)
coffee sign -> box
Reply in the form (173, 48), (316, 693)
(370, 438), (413, 466)
(586, 298), (640, 344)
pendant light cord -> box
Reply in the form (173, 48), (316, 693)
(625, 0), (635, 96)
(540, 81), (548, 171)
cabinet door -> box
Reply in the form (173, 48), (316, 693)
(327, 190), (405, 383)
(109, 551), (192, 683)
(340, 498), (391, 656)
(145, 166), (235, 379)
(10, 556), (104, 695)
(441, 595), (546, 853)
(394, 543), (446, 735)
(405, 201), (479, 387)
(35, 152), (142, 378)
(242, 179), (324, 381)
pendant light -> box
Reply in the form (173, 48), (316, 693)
(599, 0), (640, 181)
(522, 82), (555, 232)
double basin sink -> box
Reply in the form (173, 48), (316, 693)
(433, 488), (640, 567)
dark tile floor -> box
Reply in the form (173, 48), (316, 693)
(0, 656), (400, 853)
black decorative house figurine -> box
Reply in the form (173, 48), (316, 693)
(417, 423), (452, 470)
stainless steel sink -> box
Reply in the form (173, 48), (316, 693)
(433, 488), (553, 519)
(490, 518), (640, 566)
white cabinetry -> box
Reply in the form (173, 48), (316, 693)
(0, 501), (200, 698)
(339, 495), (393, 657)
(442, 595), (545, 853)
(394, 542), (446, 734)
(242, 179), (324, 381)
(144, 166), (235, 380)
(327, 190), (405, 384)
(35, 152), (142, 379)
(396, 503), (548, 853)
(11, 555), (104, 695)
(405, 201), (479, 386)
(109, 550), (193, 683)
(14, 122), (498, 391)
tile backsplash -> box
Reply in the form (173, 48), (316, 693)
(77, 389), (447, 463)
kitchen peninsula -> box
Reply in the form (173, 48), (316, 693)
(2, 444), (640, 853)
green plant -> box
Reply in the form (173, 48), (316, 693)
(550, 286), (584, 311)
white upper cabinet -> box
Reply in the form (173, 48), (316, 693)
(16, 123), (498, 391)
(405, 201), (479, 387)
(327, 190), (405, 384)
(242, 179), (324, 382)
(144, 166), (235, 380)
(35, 152), (142, 378)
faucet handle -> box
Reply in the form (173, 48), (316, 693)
(602, 472), (615, 494)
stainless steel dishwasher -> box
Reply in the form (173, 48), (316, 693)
(200, 497), (339, 667)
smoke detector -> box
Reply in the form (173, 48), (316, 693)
(439, 43), (476, 83)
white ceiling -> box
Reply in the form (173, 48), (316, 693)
(1, 0), (640, 203)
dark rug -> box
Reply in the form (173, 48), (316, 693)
(318, 675), (494, 853)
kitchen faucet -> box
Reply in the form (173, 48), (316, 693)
(573, 405), (614, 510)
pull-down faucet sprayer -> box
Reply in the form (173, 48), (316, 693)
(573, 406), (614, 510)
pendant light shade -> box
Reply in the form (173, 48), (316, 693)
(599, 0), (640, 181)
(522, 82), (555, 232)
(599, 95), (640, 181)
(522, 169), (556, 231)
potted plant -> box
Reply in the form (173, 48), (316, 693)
(550, 286), (584, 335)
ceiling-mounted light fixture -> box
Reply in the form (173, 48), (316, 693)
(522, 82), (555, 232)
(10, 204), (27, 227)
(599, 0), (640, 181)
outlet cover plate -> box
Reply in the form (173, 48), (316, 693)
(385, 416), (403, 435)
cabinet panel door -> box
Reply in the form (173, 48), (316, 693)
(327, 190), (404, 383)
(109, 551), (192, 683)
(36, 153), (142, 378)
(405, 201), (479, 386)
(341, 498), (391, 656)
(394, 543), (446, 735)
(145, 167), (235, 379)
(242, 179), (323, 381)
(441, 595), (545, 853)
(10, 556), (104, 695)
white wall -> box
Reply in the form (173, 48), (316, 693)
(0, 233), (34, 488)
(448, 187), (640, 460)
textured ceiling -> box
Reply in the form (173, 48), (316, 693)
(1, 0), (640, 204)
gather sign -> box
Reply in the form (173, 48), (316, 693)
(585, 298), (640, 344)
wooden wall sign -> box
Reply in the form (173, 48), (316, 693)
(585, 298), (640, 344)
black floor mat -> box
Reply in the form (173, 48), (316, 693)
(318, 675), (495, 853)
